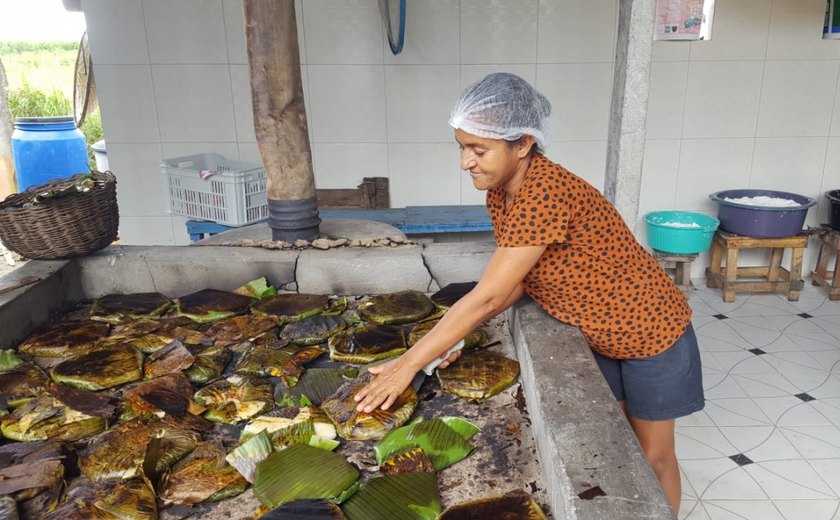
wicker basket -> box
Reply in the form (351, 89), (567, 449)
(0, 171), (119, 260)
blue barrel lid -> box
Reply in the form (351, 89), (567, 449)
(15, 116), (75, 125)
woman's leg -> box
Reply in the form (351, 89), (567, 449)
(627, 415), (680, 515)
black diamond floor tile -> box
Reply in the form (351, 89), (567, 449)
(798, 313), (813, 319)
(729, 454), (754, 466)
(748, 348), (766, 355)
(794, 393), (816, 402)
(714, 314), (729, 320)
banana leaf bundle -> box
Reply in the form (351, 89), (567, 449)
(378, 446), (435, 476)
(240, 407), (337, 447)
(321, 373), (417, 441)
(251, 293), (329, 322)
(407, 319), (488, 349)
(0, 496), (17, 520)
(0, 458), (64, 502)
(194, 375), (274, 424)
(253, 444), (360, 509)
(120, 373), (203, 421)
(183, 344), (230, 385)
(143, 341), (194, 379)
(374, 417), (478, 471)
(41, 477), (157, 520)
(430, 282), (477, 309)
(90, 292), (172, 324)
(50, 346), (144, 391)
(275, 367), (358, 407)
(234, 276), (278, 299)
(17, 320), (110, 357)
(78, 418), (200, 482)
(203, 315), (278, 346)
(340, 471), (440, 520)
(328, 324), (406, 364)
(438, 489), (548, 519)
(262, 499), (347, 520)
(436, 350), (520, 402)
(159, 441), (248, 505)
(1, 394), (107, 442)
(225, 430), (273, 484)
(281, 315), (347, 346)
(176, 289), (253, 323)
(127, 317), (209, 354)
(0, 362), (50, 408)
(357, 290), (437, 325)
(235, 345), (325, 386)
(0, 349), (24, 370)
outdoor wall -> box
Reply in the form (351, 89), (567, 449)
(81, 0), (840, 278)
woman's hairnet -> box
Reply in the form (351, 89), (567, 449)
(449, 72), (551, 153)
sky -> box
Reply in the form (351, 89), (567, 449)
(0, 0), (87, 42)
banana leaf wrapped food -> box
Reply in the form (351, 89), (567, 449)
(184, 344), (231, 385)
(0, 362), (50, 408)
(251, 293), (329, 321)
(41, 477), (157, 520)
(430, 282), (478, 309)
(275, 367), (358, 407)
(235, 345), (324, 386)
(142, 341), (194, 379)
(120, 373), (203, 421)
(50, 346), (144, 391)
(17, 320), (110, 358)
(0, 458), (64, 503)
(281, 315), (347, 346)
(127, 317), (210, 354)
(1, 393), (107, 442)
(194, 375), (274, 424)
(89, 292), (172, 324)
(407, 319), (488, 349)
(436, 350), (520, 402)
(438, 489), (548, 519)
(159, 441), (248, 505)
(340, 471), (441, 520)
(203, 315), (278, 346)
(321, 373), (417, 441)
(176, 288), (253, 323)
(357, 290), (437, 325)
(78, 418), (200, 482)
(328, 324), (406, 364)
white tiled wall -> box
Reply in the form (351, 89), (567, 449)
(83, 0), (840, 277)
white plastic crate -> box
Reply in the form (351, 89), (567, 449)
(161, 153), (268, 227)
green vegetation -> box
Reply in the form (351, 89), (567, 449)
(2, 41), (103, 170)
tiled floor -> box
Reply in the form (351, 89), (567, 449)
(677, 282), (840, 520)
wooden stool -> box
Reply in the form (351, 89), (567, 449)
(652, 250), (697, 293)
(705, 231), (808, 302)
(810, 229), (840, 301)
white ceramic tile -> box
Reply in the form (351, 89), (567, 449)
(387, 143), (461, 207)
(752, 396), (806, 424)
(306, 65), (386, 143)
(646, 62), (689, 140)
(677, 409), (718, 427)
(537, 0), (617, 63)
(384, 0), (459, 65)
(681, 502), (711, 520)
(302, 0), (383, 65)
(460, 0), (538, 64)
(107, 143), (169, 217)
(151, 65), (237, 143)
(780, 426), (840, 458)
(82, 0), (149, 64)
(676, 426), (739, 459)
(751, 138), (827, 197)
(679, 457), (742, 498)
(705, 376), (751, 400)
(679, 499), (704, 520)
(674, 139), (754, 212)
(702, 500), (784, 520)
(638, 139), (682, 215)
(757, 61), (839, 138)
(143, 0), (228, 64)
(682, 61), (764, 139)
(229, 64), (256, 143)
(688, 0), (772, 61)
(704, 398), (774, 426)
(311, 143), (388, 189)
(536, 63), (613, 141)
(385, 65), (460, 143)
(766, 0), (840, 60)
(547, 141), (607, 192)
(461, 64), (537, 89)
(94, 65), (160, 143)
(222, 0), (247, 64)
(716, 425), (776, 454)
(733, 373), (807, 398)
(773, 500), (840, 520)
(809, 459), (840, 496)
(745, 460), (836, 499)
(119, 216), (176, 245)
(652, 41), (691, 62)
(160, 143), (241, 163)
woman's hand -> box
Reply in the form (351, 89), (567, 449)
(354, 356), (417, 413)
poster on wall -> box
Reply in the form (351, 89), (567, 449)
(825, 0), (840, 39)
(654, 0), (715, 41)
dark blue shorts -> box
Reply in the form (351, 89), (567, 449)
(593, 323), (704, 421)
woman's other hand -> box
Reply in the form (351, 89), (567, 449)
(437, 348), (462, 369)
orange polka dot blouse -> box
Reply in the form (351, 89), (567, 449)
(487, 154), (692, 359)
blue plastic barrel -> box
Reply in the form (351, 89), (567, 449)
(11, 116), (90, 191)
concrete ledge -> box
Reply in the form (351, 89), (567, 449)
(510, 298), (674, 520)
(422, 241), (495, 288)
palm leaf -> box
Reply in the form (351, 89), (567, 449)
(340, 472), (440, 520)
(374, 417), (477, 471)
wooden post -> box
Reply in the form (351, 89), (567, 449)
(0, 57), (17, 199)
(244, 0), (320, 242)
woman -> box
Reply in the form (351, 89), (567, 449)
(355, 72), (703, 514)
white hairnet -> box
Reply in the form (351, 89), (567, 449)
(449, 72), (551, 153)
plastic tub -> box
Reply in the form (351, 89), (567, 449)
(644, 211), (720, 254)
(91, 139), (108, 172)
(709, 189), (816, 238)
(11, 116), (90, 191)
(827, 190), (840, 231)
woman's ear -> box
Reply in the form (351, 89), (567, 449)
(516, 135), (536, 158)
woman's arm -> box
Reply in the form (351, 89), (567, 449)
(354, 244), (546, 412)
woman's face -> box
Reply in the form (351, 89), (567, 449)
(454, 129), (532, 193)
